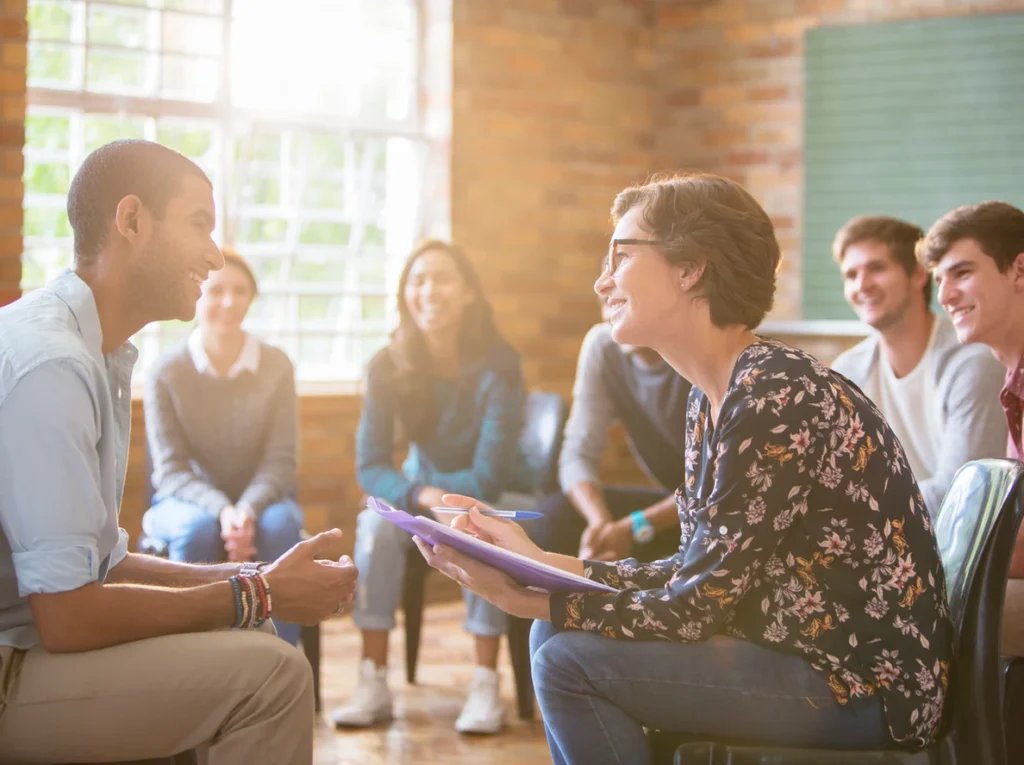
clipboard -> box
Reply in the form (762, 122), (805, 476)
(367, 497), (619, 595)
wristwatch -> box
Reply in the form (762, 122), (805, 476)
(630, 511), (656, 544)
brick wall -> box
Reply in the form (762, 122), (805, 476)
(654, 0), (1024, 321)
(0, 0), (24, 309)
(451, 0), (658, 398)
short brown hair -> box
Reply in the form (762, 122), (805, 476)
(832, 216), (929, 303)
(611, 172), (781, 329)
(220, 246), (258, 295)
(917, 201), (1024, 273)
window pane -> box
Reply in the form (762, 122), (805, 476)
(28, 42), (75, 87)
(237, 131), (281, 164)
(248, 294), (289, 323)
(361, 295), (386, 322)
(297, 334), (332, 366)
(292, 254), (345, 283)
(84, 113), (146, 152)
(24, 160), (69, 195)
(297, 295), (340, 322)
(25, 112), (70, 151)
(28, 1), (72, 42)
(24, 207), (72, 239)
(299, 220), (350, 246)
(238, 217), (288, 243)
(162, 12), (222, 56)
(358, 255), (387, 287)
(164, 0), (225, 13)
(86, 49), (149, 94)
(250, 254), (284, 283)
(239, 174), (280, 206)
(156, 120), (215, 161)
(88, 5), (150, 49)
(160, 54), (219, 102)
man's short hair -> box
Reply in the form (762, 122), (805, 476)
(67, 139), (211, 264)
(917, 201), (1024, 273)
(832, 215), (929, 304)
(611, 172), (781, 329)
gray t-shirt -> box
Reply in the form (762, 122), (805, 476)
(559, 322), (691, 493)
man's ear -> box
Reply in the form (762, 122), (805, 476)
(1012, 251), (1024, 293)
(910, 263), (930, 292)
(113, 195), (146, 247)
(679, 261), (705, 292)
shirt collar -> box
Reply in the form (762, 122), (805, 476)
(47, 269), (137, 368)
(1004, 352), (1024, 401)
(188, 329), (260, 379)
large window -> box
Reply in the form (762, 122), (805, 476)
(24, 0), (427, 381)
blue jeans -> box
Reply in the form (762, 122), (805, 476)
(143, 497), (305, 647)
(529, 620), (891, 765)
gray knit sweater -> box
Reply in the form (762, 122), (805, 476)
(145, 338), (298, 517)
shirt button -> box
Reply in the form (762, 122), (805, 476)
(719, 526), (728, 535)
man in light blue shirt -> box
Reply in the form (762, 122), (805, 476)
(0, 140), (358, 764)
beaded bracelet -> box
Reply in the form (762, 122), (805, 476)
(229, 572), (273, 629)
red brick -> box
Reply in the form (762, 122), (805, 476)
(749, 85), (790, 102)
(0, 121), (23, 147)
(0, 253), (22, 283)
(0, 202), (19, 228)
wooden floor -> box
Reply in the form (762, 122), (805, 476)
(313, 602), (551, 765)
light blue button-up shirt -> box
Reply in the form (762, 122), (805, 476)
(0, 270), (135, 649)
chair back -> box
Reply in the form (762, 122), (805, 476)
(517, 391), (568, 495)
(931, 458), (1024, 763)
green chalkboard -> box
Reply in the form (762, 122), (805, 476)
(803, 13), (1024, 319)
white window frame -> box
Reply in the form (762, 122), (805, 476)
(24, 0), (430, 384)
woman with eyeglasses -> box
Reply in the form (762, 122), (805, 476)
(413, 173), (954, 764)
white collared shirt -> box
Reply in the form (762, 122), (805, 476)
(187, 329), (261, 379)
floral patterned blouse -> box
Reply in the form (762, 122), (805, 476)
(550, 340), (954, 748)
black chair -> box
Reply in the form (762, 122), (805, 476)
(650, 458), (1024, 765)
(401, 389), (569, 721)
(1003, 657), (1024, 763)
(136, 446), (322, 712)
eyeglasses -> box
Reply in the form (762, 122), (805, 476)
(603, 238), (669, 275)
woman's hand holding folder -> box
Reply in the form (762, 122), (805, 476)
(413, 494), (588, 621)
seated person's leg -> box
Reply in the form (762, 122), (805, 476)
(142, 497), (225, 563)
(602, 486), (681, 560)
(527, 621), (889, 765)
(256, 498), (306, 646)
(0, 630), (313, 765)
(333, 507), (411, 728)
(457, 589), (509, 734)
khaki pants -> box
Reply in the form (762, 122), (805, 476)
(0, 627), (313, 764)
(1005, 579), (1024, 657)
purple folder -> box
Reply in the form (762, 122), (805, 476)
(367, 497), (618, 594)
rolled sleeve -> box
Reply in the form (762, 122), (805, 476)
(0, 360), (114, 596)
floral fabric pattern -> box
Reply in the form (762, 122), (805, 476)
(550, 341), (954, 748)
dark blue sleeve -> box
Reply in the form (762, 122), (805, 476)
(356, 353), (419, 509)
(417, 366), (525, 503)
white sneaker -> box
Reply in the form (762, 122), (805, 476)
(455, 666), (504, 735)
(332, 659), (393, 728)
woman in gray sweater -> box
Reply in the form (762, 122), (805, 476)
(142, 248), (303, 646)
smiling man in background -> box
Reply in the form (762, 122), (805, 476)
(830, 215), (1006, 517)
(919, 200), (1024, 657)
